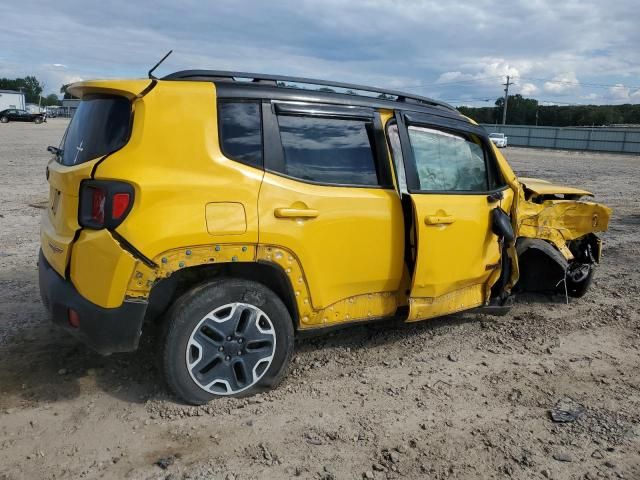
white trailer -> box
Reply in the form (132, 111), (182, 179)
(0, 90), (26, 111)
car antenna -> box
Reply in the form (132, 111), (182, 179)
(148, 50), (173, 79)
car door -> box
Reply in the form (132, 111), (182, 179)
(391, 111), (510, 321)
(258, 101), (405, 326)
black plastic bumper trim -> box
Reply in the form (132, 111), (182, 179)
(38, 249), (148, 355)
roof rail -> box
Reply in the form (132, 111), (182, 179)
(162, 70), (456, 111)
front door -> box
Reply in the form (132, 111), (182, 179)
(392, 113), (509, 321)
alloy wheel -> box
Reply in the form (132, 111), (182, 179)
(185, 302), (276, 395)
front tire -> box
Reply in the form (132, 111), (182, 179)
(162, 278), (294, 405)
(566, 263), (594, 298)
(0, 116), (8, 123)
(34, 117), (43, 124)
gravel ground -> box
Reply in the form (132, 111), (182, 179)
(0, 119), (638, 480)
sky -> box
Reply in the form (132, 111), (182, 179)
(1, 0), (639, 106)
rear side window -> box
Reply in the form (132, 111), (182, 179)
(407, 126), (487, 192)
(219, 101), (263, 168)
(276, 115), (378, 186)
(60, 95), (131, 166)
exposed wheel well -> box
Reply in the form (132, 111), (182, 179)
(515, 238), (568, 292)
(145, 261), (299, 329)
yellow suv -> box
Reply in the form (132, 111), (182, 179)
(39, 70), (611, 404)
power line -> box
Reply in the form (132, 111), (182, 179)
(412, 73), (640, 91)
(395, 75), (507, 92)
(440, 97), (493, 102)
(427, 74), (506, 86)
(519, 76), (640, 90)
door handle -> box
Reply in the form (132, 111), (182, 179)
(425, 215), (455, 225)
(274, 208), (319, 219)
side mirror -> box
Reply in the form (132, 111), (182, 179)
(491, 207), (514, 243)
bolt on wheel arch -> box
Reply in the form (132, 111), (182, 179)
(186, 302), (276, 396)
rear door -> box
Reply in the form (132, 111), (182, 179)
(258, 101), (405, 326)
(41, 94), (133, 276)
(392, 112), (509, 321)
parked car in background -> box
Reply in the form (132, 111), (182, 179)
(489, 132), (508, 147)
(0, 109), (46, 124)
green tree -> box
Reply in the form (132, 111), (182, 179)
(42, 94), (61, 106)
(460, 97), (640, 127)
(494, 94), (538, 124)
(22, 76), (43, 103)
(60, 84), (79, 99)
(0, 78), (21, 91)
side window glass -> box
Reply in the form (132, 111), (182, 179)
(219, 101), (263, 168)
(276, 115), (379, 186)
(407, 126), (487, 192)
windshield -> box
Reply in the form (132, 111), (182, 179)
(59, 95), (131, 166)
(489, 133), (504, 138)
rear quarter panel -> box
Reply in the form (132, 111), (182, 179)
(93, 81), (263, 261)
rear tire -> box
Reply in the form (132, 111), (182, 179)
(34, 117), (43, 124)
(162, 278), (294, 405)
(0, 116), (8, 123)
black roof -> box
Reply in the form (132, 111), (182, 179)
(162, 70), (465, 121)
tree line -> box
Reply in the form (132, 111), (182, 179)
(0, 76), (61, 106)
(457, 94), (640, 127)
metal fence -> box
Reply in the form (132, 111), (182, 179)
(481, 124), (640, 154)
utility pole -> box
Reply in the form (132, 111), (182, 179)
(501, 75), (511, 125)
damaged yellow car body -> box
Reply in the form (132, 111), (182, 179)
(38, 71), (611, 402)
(509, 174), (611, 297)
(517, 180), (611, 259)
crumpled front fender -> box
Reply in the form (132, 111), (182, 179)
(516, 196), (611, 260)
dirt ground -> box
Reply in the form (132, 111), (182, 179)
(0, 119), (638, 480)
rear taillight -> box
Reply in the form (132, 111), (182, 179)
(79, 180), (134, 229)
(90, 186), (106, 224)
(112, 193), (131, 220)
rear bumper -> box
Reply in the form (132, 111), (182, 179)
(38, 249), (147, 355)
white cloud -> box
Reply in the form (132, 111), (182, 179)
(0, 0), (637, 105)
(438, 58), (525, 82)
(520, 82), (538, 96)
(543, 72), (580, 94)
(609, 84), (629, 99)
(607, 84), (640, 102)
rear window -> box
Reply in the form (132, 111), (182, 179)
(59, 95), (131, 166)
(218, 101), (263, 168)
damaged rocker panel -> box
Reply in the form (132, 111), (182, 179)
(126, 244), (400, 328)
